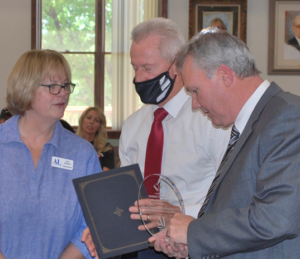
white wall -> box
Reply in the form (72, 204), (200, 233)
(0, 0), (31, 109)
(0, 0), (299, 110)
(169, 0), (299, 95)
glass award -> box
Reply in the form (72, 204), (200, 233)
(137, 174), (185, 237)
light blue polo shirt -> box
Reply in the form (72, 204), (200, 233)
(0, 115), (101, 259)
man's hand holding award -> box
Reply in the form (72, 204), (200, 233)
(130, 174), (185, 239)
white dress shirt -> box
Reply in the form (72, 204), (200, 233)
(119, 87), (231, 217)
(235, 80), (270, 134)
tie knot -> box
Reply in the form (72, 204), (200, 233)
(154, 108), (168, 122)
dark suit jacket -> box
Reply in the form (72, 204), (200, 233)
(287, 37), (300, 51)
(188, 82), (300, 259)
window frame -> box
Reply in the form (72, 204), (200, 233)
(31, 0), (167, 138)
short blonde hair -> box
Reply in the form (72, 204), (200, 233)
(77, 106), (112, 153)
(7, 49), (71, 115)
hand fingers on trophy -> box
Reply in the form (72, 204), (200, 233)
(169, 241), (180, 252)
(138, 224), (148, 231)
(135, 198), (153, 207)
(130, 213), (143, 220)
(174, 246), (188, 259)
(140, 214), (151, 222)
(166, 244), (179, 257)
(144, 221), (159, 230)
(129, 205), (139, 213)
(148, 235), (157, 243)
(152, 234), (169, 253)
(137, 221), (157, 230)
(144, 213), (161, 223)
(132, 213), (154, 222)
(154, 240), (166, 253)
(164, 230), (170, 244)
(178, 245), (189, 257)
(138, 205), (158, 215)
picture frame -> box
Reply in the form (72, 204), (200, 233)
(268, 0), (300, 75)
(189, 0), (247, 42)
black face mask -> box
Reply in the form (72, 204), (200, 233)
(133, 62), (177, 105)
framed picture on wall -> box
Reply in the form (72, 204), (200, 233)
(189, 0), (247, 42)
(268, 0), (300, 75)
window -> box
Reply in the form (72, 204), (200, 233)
(31, 0), (167, 137)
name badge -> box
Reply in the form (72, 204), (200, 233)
(51, 156), (73, 171)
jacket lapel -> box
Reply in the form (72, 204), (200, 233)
(205, 82), (282, 212)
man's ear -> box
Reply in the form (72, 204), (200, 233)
(170, 64), (182, 82)
(170, 62), (179, 76)
(217, 65), (234, 87)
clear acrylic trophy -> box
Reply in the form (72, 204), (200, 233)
(137, 174), (185, 237)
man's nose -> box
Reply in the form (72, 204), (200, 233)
(134, 69), (147, 83)
(192, 95), (201, 110)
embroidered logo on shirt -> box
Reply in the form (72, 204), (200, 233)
(51, 156), (73, 171)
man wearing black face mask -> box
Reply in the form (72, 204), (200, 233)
(121, 18), (231, 259)
(82, 18), (231, 259)
(133, 58), (177, 105)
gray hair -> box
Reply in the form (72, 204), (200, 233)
(131, 17), (185, 64)
(176, 28), (260, 79)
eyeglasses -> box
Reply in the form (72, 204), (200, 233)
(40, 83), (76, 95)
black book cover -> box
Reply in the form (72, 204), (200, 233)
(73, 164), (149, 258)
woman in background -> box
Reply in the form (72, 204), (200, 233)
(0, 49), (101, 258)
(0, 107), (12, 124)
(77, 106), (114, 171)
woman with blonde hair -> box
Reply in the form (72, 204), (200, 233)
(0, 49), (101, 258)
(77, 106), (114, 171)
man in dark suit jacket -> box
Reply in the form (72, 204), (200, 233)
(287, 15), (300, 51)
(149, 28), (300, 258)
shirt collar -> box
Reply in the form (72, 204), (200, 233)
(0, 115), (23, 144)
(153, 87), (188, 118)
(0, 115), (65, 151)
(235, 80), (270, 134)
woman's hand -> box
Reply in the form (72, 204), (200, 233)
(81, 227), (99, 259)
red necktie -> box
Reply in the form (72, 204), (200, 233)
(144, 108), (168, 198)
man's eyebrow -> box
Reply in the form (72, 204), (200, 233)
(131, 63), (155, 68)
